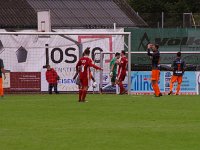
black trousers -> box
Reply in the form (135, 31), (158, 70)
(48, 83), (59, 94)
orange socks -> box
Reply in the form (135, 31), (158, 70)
(176, 83), (181, 94)
(152, 83), (160, 96)
(170, 82), (173, 92)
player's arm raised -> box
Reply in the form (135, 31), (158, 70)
(147, 43), (153, 56)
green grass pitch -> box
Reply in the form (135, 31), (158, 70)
(0, 94), (200, 150)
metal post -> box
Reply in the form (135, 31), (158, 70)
(99, 52), (104, 90)
(128, 33), (131, 95)
(162, 12), (164, 28)
(78, 43), (83, 59)
(113, 23), (116, 32)
(45, 44), (49, 66)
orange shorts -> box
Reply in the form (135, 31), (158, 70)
(170, 75), (182, 84)
(151, 70), (160, 81)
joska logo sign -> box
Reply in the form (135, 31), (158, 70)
(46, 35), (114, 65)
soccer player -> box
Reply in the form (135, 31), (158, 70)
(101, 52), (120, 94)
(0, 58), (6, 98)
(76, 48), (102, 102)
(73, 52), (96, 89)
(168, 52), (186, 95)
(45, 65), (60, 94)
(147, 43), (161, 97)
(116, 50), (128, 95)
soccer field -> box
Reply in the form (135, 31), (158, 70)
(0, 94), (200, 150)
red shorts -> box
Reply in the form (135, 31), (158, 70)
(170, 75), (182, 84)
(80, 78), (88, 87)
(118, 73), (126, 82)
(151, 69), (160, 81)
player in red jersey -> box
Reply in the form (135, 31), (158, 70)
(116, 50), (128, 94)
(76, 48), (102, 102)
(73, 52), (96, 89)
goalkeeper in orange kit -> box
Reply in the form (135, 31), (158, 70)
(168, 52), (186, 95)
(147, 43), (162, 97)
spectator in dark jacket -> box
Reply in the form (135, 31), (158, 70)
(45, 65), (59, 94)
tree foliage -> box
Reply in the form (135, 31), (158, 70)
(127, 0), (200, 27)
(128, 0), (200, 13)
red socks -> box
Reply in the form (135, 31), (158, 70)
(119, 82), (125, 94)
(79, 89), (87, 102)
(82, 90), (87, 101)
(79, 89), (83, 102)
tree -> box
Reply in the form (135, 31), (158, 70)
(127, 0), (200, 27)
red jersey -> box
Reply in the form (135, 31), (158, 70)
(118, 56), (128, 76)
(76, 56), (101, 80)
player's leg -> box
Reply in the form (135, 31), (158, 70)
(82, 86), (88, 102)
(101, 74), (115, 92)
(113, 75), (119, 94)
(151, 80), (159, 96)
(81, 79), (89, 102)
(79, 79), (83, 102)
(118, 75), (126, 94)
(151, 70), (160, 96)
(0, 78), (4, 97)
(102, 83), (112, 90)
(169, 76), (177, 95)
(54, 83), (59, 94)
(48, 83), (53, 94)
(151, 70), (157, 95)
(115, 84), (119, 94)
(91, 75), (95, 82)
(79, 88), (83, 102)
(176, 76), (183, 95)
(156, 70), (161, 95)
(111, 74), (119, 94)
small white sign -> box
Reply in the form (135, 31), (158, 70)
(3, 72), (10, 88)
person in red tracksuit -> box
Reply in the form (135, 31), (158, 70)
(46, 65), (59, 94)
(76, 48), (102, 102)
(116, 50), (128, 95)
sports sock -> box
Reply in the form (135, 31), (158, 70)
(170, 82), (173, 92)
(116, 84), (119, 94)
(176, 83), (181, 94)
(82, 90), (87, 101)
(79, 89), (83, 102)
(102, 83), (111, 90)
(155, 83), (160, 96)
(119, 82), (124, 94)
(152, 84), (158, 96)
